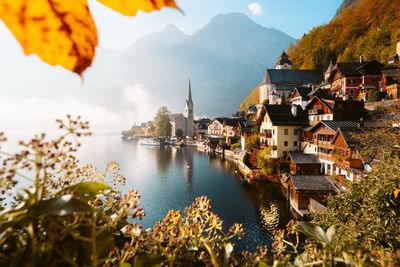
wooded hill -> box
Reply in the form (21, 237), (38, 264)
(287, 0), (400, 77)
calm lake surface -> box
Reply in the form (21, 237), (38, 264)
(75, 135), (292, 251)
(5, 133), (292, 251)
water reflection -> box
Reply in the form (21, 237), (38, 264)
(183, 149), (193, 194)
(154, 146), (172, 175)
(242, 183), (290, 234)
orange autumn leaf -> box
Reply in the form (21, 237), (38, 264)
(96, 0), (180, 16)
(0, 0), (97, 75)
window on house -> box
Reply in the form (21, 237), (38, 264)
(294, 129), (298, 135)
(349, 89), (354, 95)
(284, 129), (288, 135)
(294, 141), (298, 146)
(284, 141), (288, 146)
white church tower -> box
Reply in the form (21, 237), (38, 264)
(275, 50), (292, 69)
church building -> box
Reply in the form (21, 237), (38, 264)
(170, 77), (195, 137)
(259, 51), (320, 105)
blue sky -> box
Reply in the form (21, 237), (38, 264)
(88, 0), (343, 49)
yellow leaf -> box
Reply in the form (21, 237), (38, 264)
(96, 0), (181, 16)
(0, 0), (97, 75)
(394, 189), (400, 198)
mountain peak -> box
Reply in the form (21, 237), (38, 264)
(211, 12), (253, 23)
(163, 23), (183, 33)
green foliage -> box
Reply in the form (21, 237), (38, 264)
(256, 147), (273, 174)
(313, 155), (400, 251)
(175, 128), (183, 138)
(245, 134), (260, 152)
(155, 106), (172, 138)
(367, 89), (385, 102)
(288, 0), (400, 76)
(218, 140), (227, 147)
(230, 142), (241, 150)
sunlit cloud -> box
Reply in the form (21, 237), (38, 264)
(248, 3), (263, 16)
(0, 83), (159, 134)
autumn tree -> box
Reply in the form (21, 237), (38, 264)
(257, 147), (273, 174)
(175, 128), (183, 138)
(245, 134), (260, 152)
(155, 106), (172, 138)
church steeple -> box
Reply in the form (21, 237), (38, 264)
(275, 50), (292, 69)
(185, 76), (194, 121)
(187, 76), (193, 105)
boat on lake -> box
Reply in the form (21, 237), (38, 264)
(138, 139), (160, 146)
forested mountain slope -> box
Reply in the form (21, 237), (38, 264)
(287, 0), (400, 77)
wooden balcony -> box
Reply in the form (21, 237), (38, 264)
(260, 132), (272, 138)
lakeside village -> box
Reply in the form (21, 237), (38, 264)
(122, 39), (400, 217)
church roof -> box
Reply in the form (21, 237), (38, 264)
(275, 51), (292, 66)
(262, 69), (320, 86)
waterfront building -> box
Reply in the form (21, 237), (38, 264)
(288, 153), (321, 175)
(256, 105), (308, 158)
(287, 175), (336, 212)
(234, 121), (255, 138)
(170, 77), (195, 137)
(207, 118), (225, 138)
(259, 53), (319, 105)
(194, 118), (211, 139)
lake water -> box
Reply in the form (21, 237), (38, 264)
(75, 135), (292, 251)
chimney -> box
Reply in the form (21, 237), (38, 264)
(291, 105), (297, 117)
(360, 56), (364, 64)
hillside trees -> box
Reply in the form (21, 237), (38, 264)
(287, 0), (400, 76)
